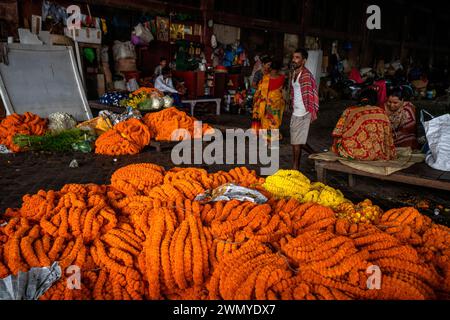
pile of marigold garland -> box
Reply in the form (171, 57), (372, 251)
(0, 164), (449, 300)
(0, 113), (47, 152)
(143, 107), (214, 142)
(95, 108), (215, 156)
(0, 110), (214, 156)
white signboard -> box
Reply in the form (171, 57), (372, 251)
(0, 44), (92, 121)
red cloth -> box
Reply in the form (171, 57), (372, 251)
(268, 75), (285, 91)
(349, 68), (363, 84)
(332, 106), (397, 161)
(374, 80), (387, 106)
(385, 101), (419, 149)
(290, 67), (320, 121)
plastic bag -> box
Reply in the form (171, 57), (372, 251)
(72, 140), (93, 153)
(421, 110), (450, 171)
(138, 97), (163, 111)
(134, 23), (154, 44)
(48, 112), (77, 133)
(42, 0), (67, 25)
(100, 107), (142, 125)
(0, 144), (12, 154)
(162, 95), (174, 108)
(195, 183), (268, 204)
(77, 117), (113, 136)
(0, 262), (61, 300)
(113, 41), (136, 61)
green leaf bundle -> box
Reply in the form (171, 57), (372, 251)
(13, 128), (95, 152)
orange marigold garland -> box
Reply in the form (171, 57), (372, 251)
(0, 112), (47, 152)
(0, 163), (450, 301)
(143, 107), (214, 141)
(111, 164), (165, 196)
(95, 118), (151, 156)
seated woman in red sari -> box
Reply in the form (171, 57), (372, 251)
(252, 61), (286, 142)
(384, 88), (419, 150)
(332, 90), (397, 161)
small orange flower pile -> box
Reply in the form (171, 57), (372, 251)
(335, 200), (384, 224)
(0, 163), (449, 300)
(0, 112), (47, 152)
(95, 119), (151, 156)
(131, 87), (163, 97)
(143, 107), (214, 141)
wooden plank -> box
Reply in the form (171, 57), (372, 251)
(439, 172), (450, 182)
(315, 161), (327, 184)
(401, 163), (446, 180)
(348, 174), (356, 188)
(314, 160), (450, 192)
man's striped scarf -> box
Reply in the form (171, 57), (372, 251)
(290, 67), (320, 121)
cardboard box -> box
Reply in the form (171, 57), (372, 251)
(65, 27), (102, 44)
(48, 34), (74, 46)
(115, 58), (137, 72)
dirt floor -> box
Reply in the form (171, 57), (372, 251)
(1, 100), (449, 226)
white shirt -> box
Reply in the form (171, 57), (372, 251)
(154, 75), (178, 94)
(153, 65), (163, 78)
(292, 70), (308, 117)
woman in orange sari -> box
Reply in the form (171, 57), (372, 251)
(252, 61), (286, 142)
(332, 90), (397, 161)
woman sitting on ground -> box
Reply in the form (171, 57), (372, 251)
(384, 88), (419, 150)
(332, 90), (397, 161)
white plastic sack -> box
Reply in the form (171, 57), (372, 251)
(195, 183), (268, 204)
(421, 110), (450, 171)
(0, 144), (11, 154)
(48, 112), (77, 133)
(134, 23), (154, 44)
(113, 41), (136, 61)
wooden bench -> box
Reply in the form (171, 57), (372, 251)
(182, 98), (222, 116)
(314, 160), (450, 192)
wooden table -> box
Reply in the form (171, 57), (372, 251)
(314, 160), (450, 192)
